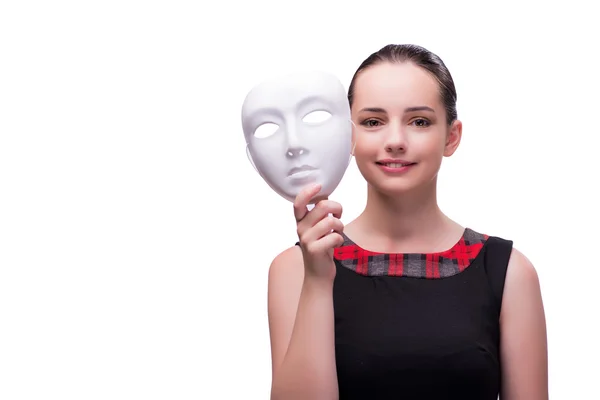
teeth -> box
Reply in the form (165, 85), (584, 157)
(384, 163), (410, 168)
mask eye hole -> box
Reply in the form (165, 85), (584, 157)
(254, 122), (279, 139)
(302, 110), (332, 124)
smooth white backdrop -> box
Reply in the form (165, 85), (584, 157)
(1, 1), (598, 399)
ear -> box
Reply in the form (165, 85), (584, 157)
(444, 119), (462, 157)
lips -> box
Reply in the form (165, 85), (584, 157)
(288, 165), (317, 177)
(376, 160), (417, 167)
(375, 159), (417, 174)
(377, 162), (416, 168)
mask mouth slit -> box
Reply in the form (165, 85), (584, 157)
(288, 165), (317, 177)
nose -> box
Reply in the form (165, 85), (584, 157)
(285, 122), (308, 159)
(286, 146), (307, 158)
(384, 121), (407, 153)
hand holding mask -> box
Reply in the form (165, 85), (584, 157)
(241, 70), (353, 204)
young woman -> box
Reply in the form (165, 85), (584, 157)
(267, 44), (548, 400)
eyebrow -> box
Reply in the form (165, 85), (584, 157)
(405, 106), (435, 113)
(359, 107), (386, 113)
(359, 106), (435, 113)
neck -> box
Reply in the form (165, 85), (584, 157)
(357, 178), (454, 241)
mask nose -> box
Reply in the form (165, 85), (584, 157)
(284, 122), (308, 159)
(286, 147), (307, 158)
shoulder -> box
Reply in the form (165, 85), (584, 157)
(482, 234), (542, 314)
(500, 245), (546, 346)
(268, 245), (304, 284)
(499, 246), (549, 396)
(267, 245), (305, 316)
(507, 246), (536, 274)
(503, 247), (542, 309)
(478, 233), (542, 318)
(500, 245), (545, 327)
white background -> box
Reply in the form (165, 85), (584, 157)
(1, 1), (598, 399)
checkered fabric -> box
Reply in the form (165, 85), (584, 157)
(334, 228), (488, 278)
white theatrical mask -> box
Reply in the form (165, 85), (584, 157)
(241, 70), (353, 203)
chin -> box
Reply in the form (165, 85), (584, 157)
(361, 168), (437, 198)
(372, 181), (423, 197)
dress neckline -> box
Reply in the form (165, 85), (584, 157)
(340, 228), (470, 257)
(334, 228), (489, 278)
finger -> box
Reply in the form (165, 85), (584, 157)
(301, 200), (343, 228)
(303, 215), (344, 243)
(321, 232), (345, 249)
(305, 232), (345, 254)
(308, 194), (328, 205)
(329, 202), (343, 220)
(293, 184), (321, 222)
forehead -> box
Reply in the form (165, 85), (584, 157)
(242, 71), (347, 118)
(352, 62), (441, 109)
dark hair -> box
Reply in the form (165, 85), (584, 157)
(348, 44), (458, 125)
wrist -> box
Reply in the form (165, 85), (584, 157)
(303, 271), (336, 290)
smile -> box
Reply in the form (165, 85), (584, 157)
(376, 160), (417, 173)
(378, 162), (414, 168)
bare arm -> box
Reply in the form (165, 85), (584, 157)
(267, 184), (344, 400)
(267, 246), (338, 400)
(499, 248), (549, 399)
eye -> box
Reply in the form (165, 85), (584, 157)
(302, 110), (332, 124)
(411, 118), (430, 127)
(361, 119), (382, 127)
(253, 122), (279, 139)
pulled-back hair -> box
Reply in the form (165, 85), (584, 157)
(348, 44), (458, 125)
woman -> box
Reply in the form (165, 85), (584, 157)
(267, 44), (548, 399)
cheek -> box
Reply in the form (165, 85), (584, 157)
(353, 143), (374, 164)
(416, 133), (446, 155)
(353, 132), (379, 153)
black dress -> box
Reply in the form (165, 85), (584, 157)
(302, 228), (512, 399)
